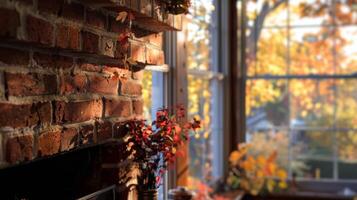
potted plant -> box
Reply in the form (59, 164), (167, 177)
(226, 143), (288, 197)
(124, 105), (200, 200)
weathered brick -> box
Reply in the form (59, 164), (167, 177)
(82, 31), (99, 53)
(33, 53), (73, 69)
(26, 16), (54, 45)
(115, 39), (129, 59)
(132, 70), (143, 80)
(56, 23), (80, 50)
(120, 80), (142, 96)
(86, 9), (106, 29)
(146, 46), (164, 65)
(104, 98), (131, 118)
(108, 16), (127, 33)
(61, 127), (78, 151)
(78, 63), (102, 72)
(143, 33), (162, 48)
(132, 99), (143, 115)
(54, 100), (103, 124)
(6, 134), (33, 164)
(79, 125), (95, 145)
(87, 75), (119, 95)
(96, 121), (112, 142)
(38, 0), (63, 15)
(140, 0), (152, 16)
(101, 37), (115, 57)
(130, 42), (146, 63)
(0, 47), (29, 65)
(6, 73), (57, 96)
(38, 130), (61, 156)
(0, 8), (20, 38)
(0, 102), (51, 128)
(60, 74), (87, 95)
(61, 2), (84, 22)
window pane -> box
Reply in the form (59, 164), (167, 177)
(289, 0), (333, 26)
(186, 0), (214, 71)
(294, 158), (334, 179)
(338, 131), (357, 180)
(187, 75), (213, 184)
(336, 79), (357, 128)
(246, 27), (288, 76)
(246, 0), (288, 28)
(291, 130), (334, 158)
(290, 27), (335, 75)
(290, 80), (335, 128)
(246, 79), (289, 130)
(255, 28), (288, 76)
(142, 71), (165, 122)
(336, 26), (357, 74)
(335, 0), (357, 25)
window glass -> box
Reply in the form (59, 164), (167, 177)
(186, 0), (223, 192)
(244, 0), (357, 181)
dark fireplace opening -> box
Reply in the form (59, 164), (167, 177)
(0, 145), (120, 200)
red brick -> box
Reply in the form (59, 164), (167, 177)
(108, 16), (127, 33)
(60, 74), (87, 95)
(104, 98), (131, 118)
(78, 63), (102, 72)
(33, 53), (73, 69)
(140, 0), (152, 16)
(120, 80), (142, 96)
(132, 99), (143, 115)
(56, 24), (80, 50)
(55, 100), (103, 124)
(143, 33), (162, 48)
(61, 2), (84, 22)
(6, 73), (57, 96)
(6, 134), (33, 164)
(0, 102), (51, 128)
(86, 9), (106, 29)
(132, 70), (143, 80)
(0, 47), (29, 65)
(38, 0), (63, 15)
(115, 39), (129, 59)
(61, 128), (78, 151)
(101, 37), (115, 57)
(0, 8), (20, 38)
(87, 75), (119, 95)
(82, 31), (99, 53)
(130, 42), (146, 63)
(79, 125), (95, 145)
(146, 47), (164, 65)
(26, 16), (54, 45)
(131, 0), (139, 11)
(38, 130), (61, 156)
(96, 121), (112, 142)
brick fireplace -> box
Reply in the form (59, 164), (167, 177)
(0, 0), (179, 198)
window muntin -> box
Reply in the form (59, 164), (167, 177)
(245, 0), (357, 181)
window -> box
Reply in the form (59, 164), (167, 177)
(243, 0), (357, 181)
(185, 0), (225, 190)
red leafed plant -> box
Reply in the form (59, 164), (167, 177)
(124, 105), (200, 190)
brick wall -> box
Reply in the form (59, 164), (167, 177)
(0, 0), (166, 169)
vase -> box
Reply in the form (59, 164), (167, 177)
(138, 189), (158, 200)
